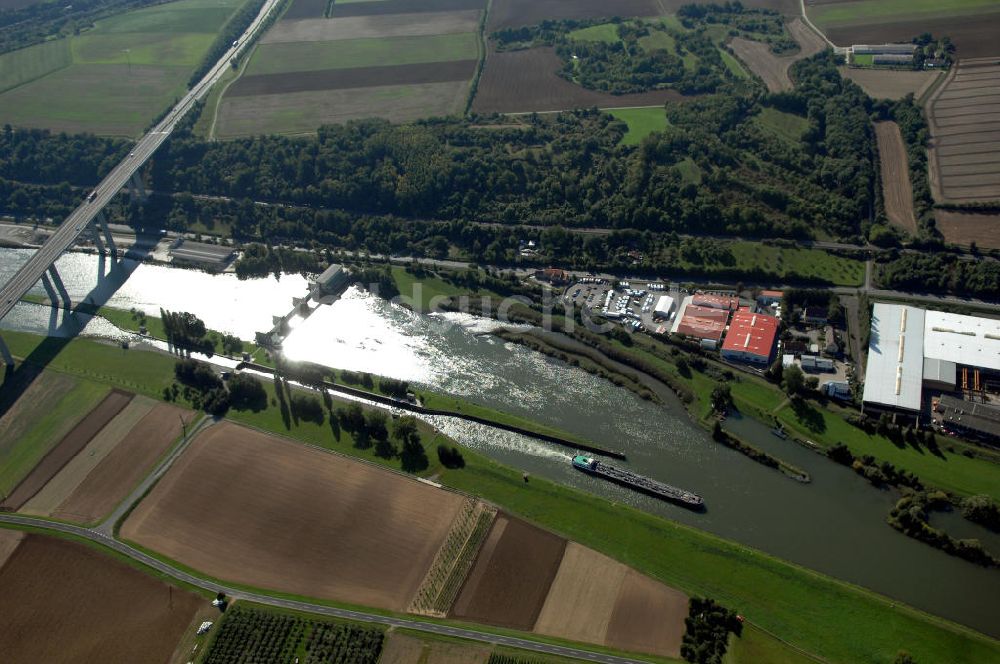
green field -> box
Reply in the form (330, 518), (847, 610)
(245, 33), (480, 76)
(568, 23), (620, 43)
(667, 241), (865, 286)
(754, 107), (809, 144)
(606, 107), (669, 146)
(638, 29), (676, 53)
(0, 0), (245, 136)
(0, 40), (71, 94)
(852, 53), (874, 66)
(719, 48), (748, 78)
(809, 0), (1000, 25)
(675, 156), (701, 184)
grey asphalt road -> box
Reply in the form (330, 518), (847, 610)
(0, 514), (651, 664)
(0, 0), (283, 324)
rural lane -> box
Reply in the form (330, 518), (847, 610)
(0, 514), (652, 664)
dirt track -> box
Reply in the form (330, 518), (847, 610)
(874, 121), (917, 234)
(121, 422), (465, 611)
(0, 535), (200, 664)
(53, 402), (192, 524)
(472, 47), (686, 113)
(451, 514), (566, 629)
(2, 390), (133, 510)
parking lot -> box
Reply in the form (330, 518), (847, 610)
(563, 279), (676, 332)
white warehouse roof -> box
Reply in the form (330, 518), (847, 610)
(655, 295), (674, 317)
(863, 303), (925, 411)
(923, 310), (1000, 372)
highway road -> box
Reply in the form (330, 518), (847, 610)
(0, 0), (283, 324)
(0, 514), (651, 664)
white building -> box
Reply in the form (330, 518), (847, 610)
(862, 303), (1000, 414)
(654, 295), (675, 319)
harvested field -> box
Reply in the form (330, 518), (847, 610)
(1, 389), (133, 510)
(928, 60), (1000, 203)
(822, 14), (1000, 59)
(281, 0), (327, 20)
(472, 46), (685, 113)
(535, 543), (628, 645)
(121, 421), (466, 611)
(875, 121), (917, 234)
(0, 534), (202, 664)
(604, 570), (688, 658)
(217, 80), (469, 135)
(0, 529), (24, 571)
(332, 0), (484, 18)
(379, 632), (490, 664)
(230, 59), (476, 96)
(729, 18), (827, 92)
(486, 0), (658, 31)
(935, 210), (1000, 249)
(20, 396), (156, 517)
(53, 402), (192, 524)
(839, 67), (941, 100)
(262, 11), (481, 43)
(450, 514), (567, 629)
(533, 542), (687, 657)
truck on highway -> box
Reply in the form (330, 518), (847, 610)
(87, 191), (96, 202)
(232, 39), (239, 48)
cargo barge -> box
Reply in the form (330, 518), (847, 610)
(571, 455), (705, 510)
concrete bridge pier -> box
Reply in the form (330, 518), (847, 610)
(41, 271), (59, 306)
(96, 212), (117, 258)
(89, 222), (105, 254)
(47, 264), (71, 309)
(128, 172), (147, 201)
(0, 333), (13, 366)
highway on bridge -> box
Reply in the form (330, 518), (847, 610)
(0, 513), (649, 664)
(0, 0), (283, 324)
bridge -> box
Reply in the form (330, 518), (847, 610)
(0, 0), (283, 365)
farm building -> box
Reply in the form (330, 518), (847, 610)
(852, 44), (917, 55)
(535, 268), (570, 285)
(862, 303), (1000, 417)
(654, 295), (675, 319)
(169, 239), (235, 271)
(873, 54), (914, 65)
(670, 296), (729, 343)
(311, 263), (350, 297)
(720, 311), (779, 365)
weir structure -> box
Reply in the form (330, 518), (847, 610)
(0, 0), (283, 368)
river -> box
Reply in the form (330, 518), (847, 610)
(1, 248), (997, 637)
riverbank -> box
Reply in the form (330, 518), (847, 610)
(2, 329), (997, 663)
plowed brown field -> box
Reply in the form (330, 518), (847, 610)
(230, 60), (476, 96)
(262, 11), (481, 43)
(604, 570), (688, 657)
(121, 422), (465, 611)
(379, 632), (491, 664)
(450, 514), (567, 629)
(0, 529), (24, 570)
(729, 18), (827, 92)
(472, 47), (686, 113)
(935, 210), (1000, 249)
(928, 60), (1000, 203)
(53, 402), (192, 524)
(0, 535), (201, 664)
(1, 389), (133, 510)
(823, 14), (1000, 59)
(875, 121), (917, 233)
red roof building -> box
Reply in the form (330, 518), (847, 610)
(721, 311), (780, 365)
(692, 293), (739, 311)
(675, 305), (729, 342)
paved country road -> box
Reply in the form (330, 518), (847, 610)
(0, 514), (651, 664)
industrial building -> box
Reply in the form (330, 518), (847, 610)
(670, 296), (729, 345)
(311, 263), (350, 297)
(937, 395), (1000, 443)
(654, 295), (674, 319)
(862, 303), (1000, 417)
(168, 239), (235, 271)
(692, 293), (739, 311)
(720, 311), (779, 365)
(852, 43), (917, 55)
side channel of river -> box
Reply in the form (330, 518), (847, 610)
(1, 248), (997, 637)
